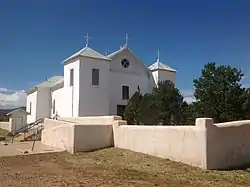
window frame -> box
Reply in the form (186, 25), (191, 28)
(52, 99), (56, 114)
(29, 102), (32, 114)
(121, 85), (129, 100)
(69, 68), (74, 86)
(92, 68), (99, 86)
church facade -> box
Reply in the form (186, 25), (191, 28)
(25, 40), (176, 123)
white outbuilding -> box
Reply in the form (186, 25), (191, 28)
(6, 108), (29, 133)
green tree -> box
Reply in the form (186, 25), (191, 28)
(193, 62), (246, 122)
(137, 93), (159, 125)
(123, 91), (143, 125)
(152, 80), (185, 125)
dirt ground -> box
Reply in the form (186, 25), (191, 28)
(1, 148), (250, 187)
(0, 141), (63, 157)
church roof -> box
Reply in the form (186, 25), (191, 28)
(26, 76), (64, 95)
(107, 46), (150, 73)
(63, 46), (111, 63)
(107, 46), (126, 58)
(149, 60), (176, 72)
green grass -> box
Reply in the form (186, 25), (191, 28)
(1, 148), (250, 186)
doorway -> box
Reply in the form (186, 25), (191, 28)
(117, 105), (126, 119)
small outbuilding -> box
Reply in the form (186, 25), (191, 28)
(6, 108), (29, 133)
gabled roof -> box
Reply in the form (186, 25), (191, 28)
(26, 76), (63, 95)
(6, 108), (30, 116)
(149, 60), (176, 72)
(107, 46), (150, 73)
(63, 46), (111, 63)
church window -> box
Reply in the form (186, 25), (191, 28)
(70, 69), (74, 86)
(122, 86), (129, 100)
(52, 99), (55, 114)
(29, 102), (32, 114)
(121, 59), (130, 68)
(92, 69), (99, 86)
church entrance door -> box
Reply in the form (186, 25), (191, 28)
(117, 105), (126, 119)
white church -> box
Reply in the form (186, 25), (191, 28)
(25, 34), (176, 123)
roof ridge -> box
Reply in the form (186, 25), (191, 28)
(63, 46), (111, 62)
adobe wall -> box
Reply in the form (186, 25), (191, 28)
(41, 116), (250, 170)
(0, 122), (10, 132)
(207, 120), (250, 169)
(113, 119), (209, 169)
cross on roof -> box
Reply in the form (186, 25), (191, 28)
(124, 34), (128, 47)
(157, 50), (160, 62)
(84, 32), (90, 47)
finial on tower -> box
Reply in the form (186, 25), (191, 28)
(124, 34), (128, 47)
(157, 50), (160, 62)
(84, 32), (89, 47)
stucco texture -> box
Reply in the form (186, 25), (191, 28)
(41, 116), (250, 170)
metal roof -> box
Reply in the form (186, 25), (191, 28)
(63, 46), (111, 62)
(148, 60), (176, 72)
(26, 76), (63, 95)
(6, 108), (30, 116)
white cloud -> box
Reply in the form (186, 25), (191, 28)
(181, 90), (196, 104)
(0, 88), (26, 109)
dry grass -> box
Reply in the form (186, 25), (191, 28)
(1, 148), (250, 186)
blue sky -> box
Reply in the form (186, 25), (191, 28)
(0, 0), (250, 108)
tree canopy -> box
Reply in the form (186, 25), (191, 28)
(123, 62), (250, 125)
(193, 62), (248, 122)
(124, 80), (186, 125)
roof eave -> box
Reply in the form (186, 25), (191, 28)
(150, 68), (177, 72)
(62, 54), (111, 65)
(6, 109), (30, 116)
(25, 87), (38, 95)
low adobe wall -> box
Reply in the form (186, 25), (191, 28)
(41, 116), (250, 170)
(113, 119), (208, 169)
(0, 122), (10, 132)
(41, 119), (75, 153)
(42, 118), (114, 153)
(58, 116), (122, 125)
(113, 119), (250, 170)
(74, 124), (113, 152)
(207, 120), (250, 169)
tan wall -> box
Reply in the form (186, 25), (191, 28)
(43, 118), (74, 130)
(207, 120), (250, 169)
(74, 124), (113, 152)
(42, 118), (114, 154)
(41, 119), (75, 153)
(0, 122), (10, 132)
(41, 117), (250, 170)
(58, 116), (122, 125)
(113, 119), (208, 169)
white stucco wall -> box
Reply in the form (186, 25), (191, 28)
(41, 116), (250, 170)
(151, 70), (176, 86)
(79, 57), (110, 116)
(109, 71), (150, 115)
(26, 91), (37, 124)
(108, 49), (150, 115)
(36, 87), (52, 120)
(0, 122), (10, 132)
(51, 87), (64, 117)
(113, 121), (207, 169)
(158, 70), (176, 85)
(63, 59), (80, 117)
(9, 110), (27, 133)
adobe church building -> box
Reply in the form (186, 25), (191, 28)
(25, 34), (176, 123)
